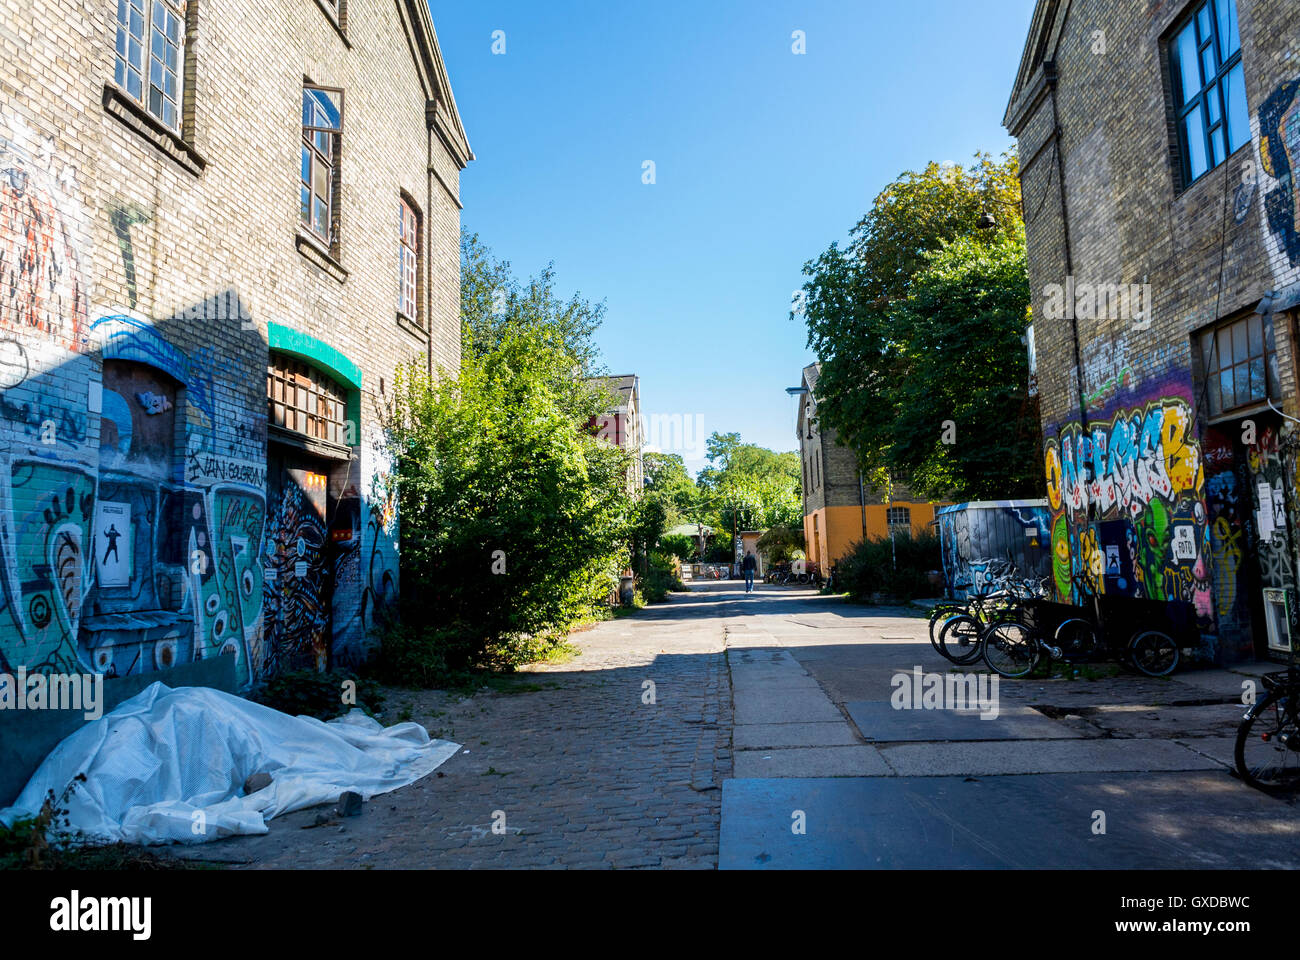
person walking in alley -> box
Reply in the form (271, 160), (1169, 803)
(743, 551), (757, 594)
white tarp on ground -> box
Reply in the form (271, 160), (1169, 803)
(0, 682), (460, 846)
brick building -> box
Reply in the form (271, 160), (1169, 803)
(1005, 0), (1299, 662)
(796, 363), (944, 571)
(0, 0), (471, 691)
(588, 373), (645, 493)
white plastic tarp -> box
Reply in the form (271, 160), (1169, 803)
(0, 682), (460, 845)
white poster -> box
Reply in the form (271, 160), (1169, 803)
(1171, 526), (1197, 561)
(96, 501), (132, 587)
(1258, 483), (1276, 540)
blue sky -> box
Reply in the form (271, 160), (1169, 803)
(430, 0), (1037, 473)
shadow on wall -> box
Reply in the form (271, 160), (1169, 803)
(0, 125), (396, 696)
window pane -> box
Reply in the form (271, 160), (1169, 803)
(1232, 321), (1248, 361)
(127, 68), (141, 99)
(302, 92), (312, 127)
(129, 36), (142, 68)
(130, 6), (143, 38)
(314, 129), (330, 156)
(301, 146), (311, 184)
(1196, 4), (1211, 39)
(1248, 314), (1263, 356)
(1217, 0), (1240, 59)
(148, 85), (162, 116)
(1208, 373), (1222, 414)
(1218, 328), (1233, 366)
(1249, 358), (1265, 401)
(300, 186), (310, 223)
(1184, 104), (1208, 180)
(314, 197), (327, 234)
(1230, 363), (1246, 407)
(313, 158), (328, 198)
(1200, 44), (1216, 83)
(1207, 85), (1222, 126)
(1176, 24), (1201, 105)
(162, 101), (175, 129)
(1210, 125), (1224, 167)
(1225, 63), (1249, 153)
(307, 88), (341, 130)
(1220, 367), (1234, 406)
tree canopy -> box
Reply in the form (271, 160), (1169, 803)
(798, 152), (1042, 501)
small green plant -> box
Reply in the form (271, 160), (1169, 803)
(253, 668), (385, 721)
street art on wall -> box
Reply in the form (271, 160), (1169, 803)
(0, 116), (89, 354)
(1043, 373), (1216, 658)
(1258, 78), (1300, 272)
(936, 501), (1052, 599)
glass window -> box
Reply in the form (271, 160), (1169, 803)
(1200, 314), (1281, 416)
(114, 0), (184, 132)
(301, 86), (343, 246)
(267, 353), (350, 446)
(1169, 0), (1249, 188)
(398, 199), (419, 320)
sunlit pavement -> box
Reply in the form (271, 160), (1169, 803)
(709, 579), (1300, 869)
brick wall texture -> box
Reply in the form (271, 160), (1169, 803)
(1006, 0), (1300, 661)
(0, 0), (469, 687)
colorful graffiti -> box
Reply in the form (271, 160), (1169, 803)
(1258, 78), (1300, 269)
(1043, 376), (1214, 657)
(0, 118), (88, 353)
(936, 502), (1052, 599)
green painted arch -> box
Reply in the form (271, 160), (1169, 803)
(267, 321), (363, 438)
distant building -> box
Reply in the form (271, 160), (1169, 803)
(796, 363), (945, 571)
(588, 375), (644, 492)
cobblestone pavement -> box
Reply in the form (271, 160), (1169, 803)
(185, 583), (736, 869)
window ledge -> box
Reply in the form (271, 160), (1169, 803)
(311, 0), (351, 47)
(267, 423), (354, 461)
(102, 84), (206, 176)
(397, 312), (429, 342)
(295, 229), (348, 282)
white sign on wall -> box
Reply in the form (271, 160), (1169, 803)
(96, 500), (132, 587)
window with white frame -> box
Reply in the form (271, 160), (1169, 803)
(113, 0), (185, 132)
(301, 86), (343, 247)
(398, 198), (419, 321)
(887, 506), (912, 532)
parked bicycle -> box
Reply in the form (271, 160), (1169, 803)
(1235, 666), (1300, 792)
(980, 573), (1180, 679)
(928, 573), (1049, 665)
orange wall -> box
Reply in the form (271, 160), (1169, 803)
(803, 502), (943, 568)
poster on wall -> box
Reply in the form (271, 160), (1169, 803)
(95, 501), (132, 587)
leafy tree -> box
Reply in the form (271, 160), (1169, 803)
(695, 432), (803, 536)
(798, 152), (1038, 500)
(383, 329), (634, 677)
(889, 230), (1040, 498)
(642, 451), (699, 522)
(461, 229), (606, 378)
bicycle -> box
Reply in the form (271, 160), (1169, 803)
(981, 573), (1180, 679)
(929, 575), (1049, 665)
(1235, 667), (1300, 792)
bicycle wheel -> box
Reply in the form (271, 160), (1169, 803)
(928, 604), (965, 653)
(981, 620), (1039, 678)
(1235, 692), (1300, 792)
(1130, 630), (1179, 677)
(939, 614), (984, 665)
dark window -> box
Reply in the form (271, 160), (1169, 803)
(267, 353), (349, 446)
(1199, 313), (1280, 417)
(887, 506), (912, 530)
(1169, 0), (1246, 186)
(301, 86), (343, 246)
(399, 198), (419, 321)
(113, 0), (185, 131)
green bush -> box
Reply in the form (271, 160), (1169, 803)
(658, 533), (696, 560)
(383, 328), (634, 682)
(253, 668), (386, 720)
(640, 551), (685, 603)
(835, 532), (941, 603)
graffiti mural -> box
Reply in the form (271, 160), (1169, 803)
(1043, 374), (1215, 658)
(0, 117), (89, 353)
(936, 501), (1051, 599)
(1258, 78), (1300, 271)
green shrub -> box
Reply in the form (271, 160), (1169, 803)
(658, 533), (696, 560)
(253, 668), (385, 720)
(835, 532), (941, 603)
(640, 551), (685, 603)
